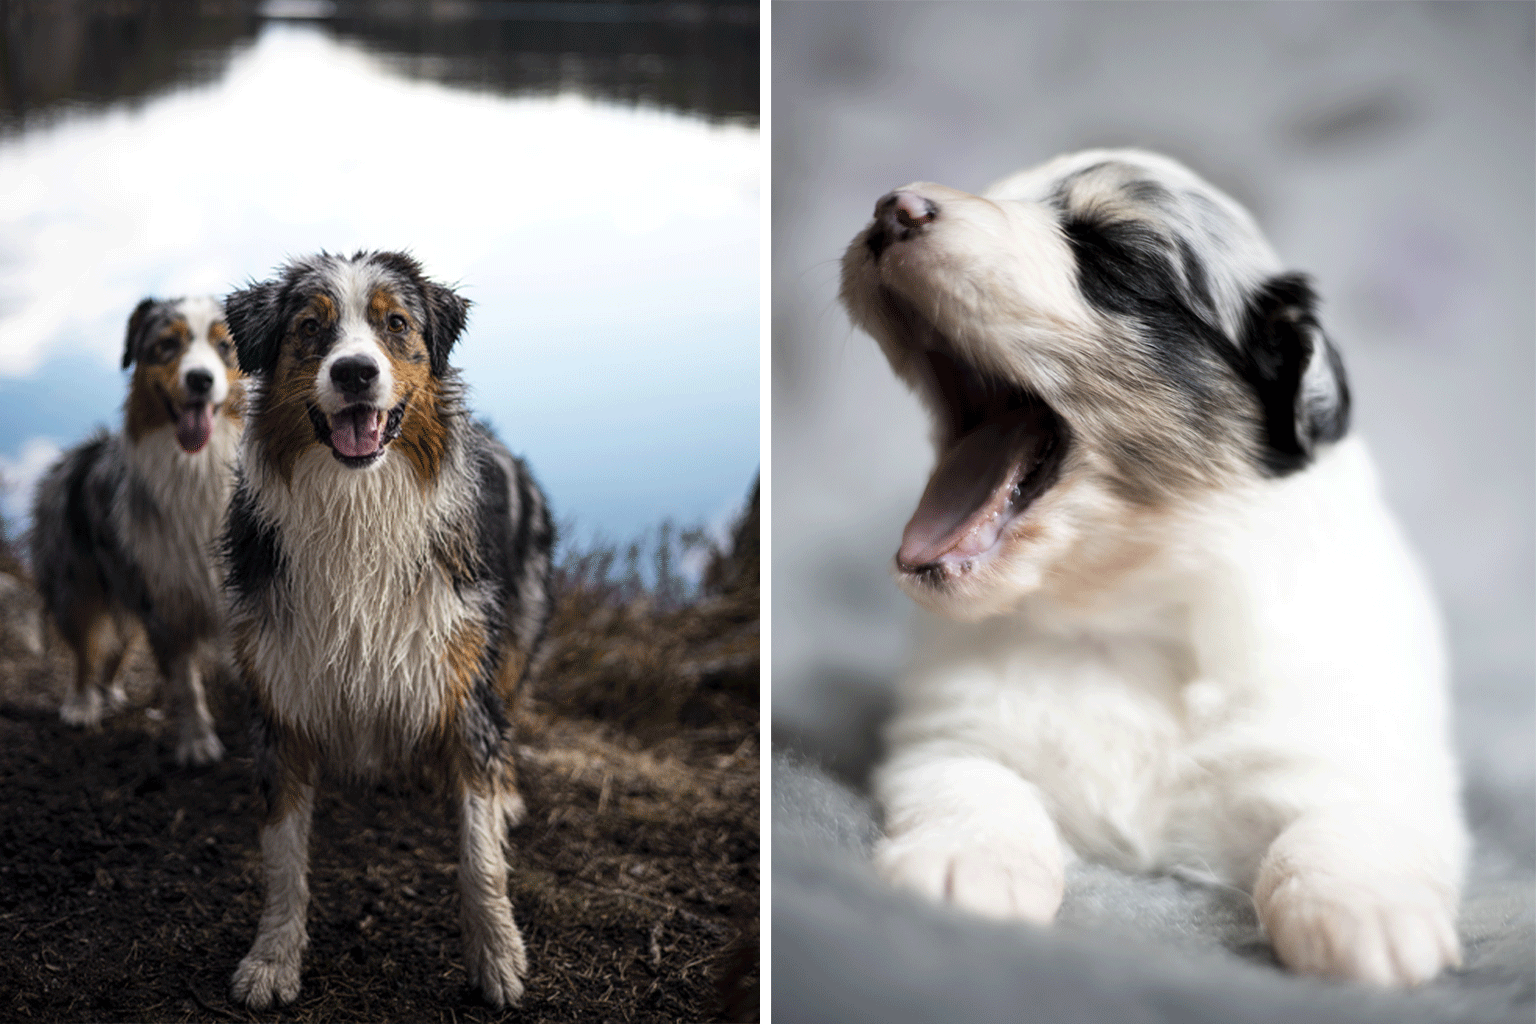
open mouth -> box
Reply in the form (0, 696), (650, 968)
(160, 391), (217, 455)
(308, 399), (408, 468)
(888, 296), (1068, 573)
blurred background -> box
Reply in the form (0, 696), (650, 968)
(0, 0), (760, 563)
(773, 2), (1532, 1020)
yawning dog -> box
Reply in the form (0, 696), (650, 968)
(221, 251), (554, 1008)
(31, 296), (241, 765)
(840, 150), (1466, 987)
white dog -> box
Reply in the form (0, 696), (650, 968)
(839, 149), (1466, 987)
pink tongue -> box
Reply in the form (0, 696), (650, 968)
(331, 407), (383, 458)
(898, 409), (1048, 568)
(175, 404), (215, 454)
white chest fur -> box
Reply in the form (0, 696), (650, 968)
(243, 445), (483, 771)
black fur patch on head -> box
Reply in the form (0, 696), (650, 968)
(223, 280), (286, 376)
(122, 298), (159, 369)
(1229, 274), (1351, 475)
(363, 250), (470, 375)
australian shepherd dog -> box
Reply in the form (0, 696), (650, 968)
(841, 150), (1466, 986)
(31, 296), (241, 766)
(221, 251), (554, 1009)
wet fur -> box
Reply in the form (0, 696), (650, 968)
(841, 150), (1466, 987)
(30, 296), (242, 766)
(222, 251), (553, 1009)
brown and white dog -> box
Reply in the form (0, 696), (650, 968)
(31, 296), (241, 766)
(221, 251), (554, 1009)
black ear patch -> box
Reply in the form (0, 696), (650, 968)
(223, 281), (285, 376)
(1233, 273), (1351, 476)
(122, 298), (158, 370)
(421, 282), (470, 376)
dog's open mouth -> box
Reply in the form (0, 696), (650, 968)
(160, 391), (217, 455)
(889, 301), (1068, 573)
(309, 399), (408, 468)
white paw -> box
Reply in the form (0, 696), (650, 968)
(231, 950), (302, 1009)
(874, 829), (1063, 924)
(176, 729), (225, 767)
(1259, 874), (1461, 986)
(60, 690), (105, 728)
(464, 931), (528, 1007)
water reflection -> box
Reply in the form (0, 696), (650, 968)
(0, 5), (759, 555)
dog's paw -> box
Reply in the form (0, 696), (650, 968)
(1259, 873), (1461, 986)
(874, 830), (1063, 924)
(464, 932), (528, 1007)
(59, 690), (105, 728)
(231, 950), (302, 1009)
(176, 729), (225, 767)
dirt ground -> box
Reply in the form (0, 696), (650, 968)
(0, 502), (759, 1024)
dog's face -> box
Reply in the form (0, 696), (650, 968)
(840, 149), (1351, 618)
(224, 251), (469, 479)
(122, 296), (241, 454)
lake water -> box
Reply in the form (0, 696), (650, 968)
(0, 4), (760, 564)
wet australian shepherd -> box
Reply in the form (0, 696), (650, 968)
(31, 296), (241, 766)
(221, 251), (553, 1009)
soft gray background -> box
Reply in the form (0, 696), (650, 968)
(771, 3), (1534, 1022)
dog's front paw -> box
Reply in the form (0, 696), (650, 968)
(1258, 872), (1461, 986)
(231, 950), (302, 1009)
(875, 829), (1064, 924)
(176, 728), (225, 767)
(464, 931), (528, 1007)
(59, 689), (106, 728)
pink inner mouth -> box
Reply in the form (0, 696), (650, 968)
(330, 406), (386, 459)
(898, 406), (1054, 568)
(175, 403), (215, 454)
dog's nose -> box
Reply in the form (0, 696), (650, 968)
(185, 368), (214, 397)
(330, 356), (379, 396)
(866, 190), (939, 260)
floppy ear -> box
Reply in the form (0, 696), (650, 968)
(421, 281), (470, 376)
(122, 298), (157, 370)
(223, 280), (285, 376)
(1235, 273), (1351, 476)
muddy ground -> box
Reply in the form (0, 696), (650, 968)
(0, 502), (760, 1024)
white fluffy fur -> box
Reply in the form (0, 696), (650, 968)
(854, 150), (1468, 988)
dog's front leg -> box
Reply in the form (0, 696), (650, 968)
(163, 652), (224, 766)
(232, 770), (316, 1008)
(874, 750), (1066, 923)
(1254, 806), (1463, 987)
(458, 784), (528, 1007)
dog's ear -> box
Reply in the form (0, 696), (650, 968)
(1236, 273), (1351, 475)
(224, 280), (285, 376)
(122, 298), (157, 370)
(421, 282), (470, 376)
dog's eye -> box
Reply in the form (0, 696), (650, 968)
(300, 317), (321, 339)
(153, 338), (179, 361)
(386, 313), (408, 334)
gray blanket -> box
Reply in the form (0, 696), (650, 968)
(771, 4), (1535, 1021)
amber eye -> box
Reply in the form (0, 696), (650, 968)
(386, 313), (408, 334)
(300, 317), (321, 339)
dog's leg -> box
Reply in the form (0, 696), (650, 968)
(232, 769), (316, 1008)
(874, 750), (1066, 923)
(148, 627), (223, 765)
(1254, 806), (1462, 986)
(458, 779), (528, 1007)
(59, 612), (108, 727)
(98, 621), (134, 712)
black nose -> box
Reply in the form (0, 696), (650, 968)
(330, 356), (379, 396)
(866, 190), (939, 260)
(185, 368), (214, 397)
